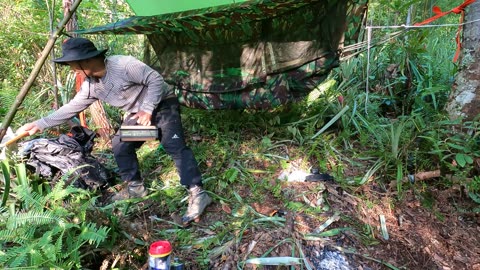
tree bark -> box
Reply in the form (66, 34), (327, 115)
(446, 1), (480, 121)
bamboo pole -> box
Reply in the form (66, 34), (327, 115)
(0, 0), (83, 142)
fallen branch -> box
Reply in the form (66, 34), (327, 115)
(408, 170), (441, 181)
(402, 170), (476, 184)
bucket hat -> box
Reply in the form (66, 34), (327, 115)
(53, 38), (107, 65)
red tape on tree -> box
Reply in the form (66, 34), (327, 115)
(414, 0), (476, 62)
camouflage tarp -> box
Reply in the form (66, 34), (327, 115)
(76, 0), (368, 109)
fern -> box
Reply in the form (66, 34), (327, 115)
(80, 222), (110, 248)
(7, 246), (28, 268)
(0, 172), (110, 269)
(7, 210), (59, 230)
(13, 185), (47, 210)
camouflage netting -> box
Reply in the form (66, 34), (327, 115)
(76, 0), (367, 110)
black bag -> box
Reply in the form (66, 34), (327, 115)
(21, 126), (111, 190)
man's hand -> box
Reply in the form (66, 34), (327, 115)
(17, 122), (41, 136)
(131, 111), (152, 126)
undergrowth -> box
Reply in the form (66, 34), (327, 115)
(1, 1), (479, 269)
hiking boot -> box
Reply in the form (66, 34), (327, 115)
(110, 180), (148, 201)
(181, 186), (212, 225)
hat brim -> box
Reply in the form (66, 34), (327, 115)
(53, 49), (108, 65)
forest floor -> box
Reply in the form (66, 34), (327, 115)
(92, 144), (480, 270)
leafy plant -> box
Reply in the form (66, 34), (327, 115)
(0, 165), (110, 269)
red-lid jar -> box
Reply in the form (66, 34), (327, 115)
(149, 240), (172, 257)
(148, 241), (172, 270)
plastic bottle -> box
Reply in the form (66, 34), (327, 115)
(148, 240), (172, 270)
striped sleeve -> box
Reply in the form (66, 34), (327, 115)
(124, 57), (164, 114)
(35, 82), (97, 130)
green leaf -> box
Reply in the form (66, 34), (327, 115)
(14, 163), (28, 187)
(245, 257), (302, 266)
(455, 153), (466, 167)
(306, 227), (350, 238)
(447, 143), (465, 151)
(1, 160), (11, 207)
(464, 155), (474, 164)
(468, 192), (480, 204)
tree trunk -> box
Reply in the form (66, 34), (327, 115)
(89, 96), (113, 144)
(446, 1), (480, 121)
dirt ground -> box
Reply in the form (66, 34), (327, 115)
(331, 180), (480, 270)
(19, 133), (479, 269)
(95, 175), (480, 270)
(83, 138), (480, 270)
(218, 180), (479, 270)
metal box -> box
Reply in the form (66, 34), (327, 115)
(119, 126), (158, 141)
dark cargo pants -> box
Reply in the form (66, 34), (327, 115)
(111, 97), (202, 187)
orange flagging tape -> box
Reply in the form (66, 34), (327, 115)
(75, 72), (88, 127)
(414, 0), (476, 62)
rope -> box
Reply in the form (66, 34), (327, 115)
(341, 30), (405, 60)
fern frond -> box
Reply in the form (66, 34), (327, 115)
(0, 163), (110, 269)
(0, 225), (36, 246)
(39, 242), (58, 264)
(0, 245), (22, 266)
(80, 223), (110, 247)
(46, 179), (79, 203)
(0, 250), (6, 264)
(6, 246), (28, 268)
(12, 185), (46, 210)
(6, 210), (60, 230)
(29, 245), (48, 267)
(75, 195), (100, 222)
(38, 230), (54, 247)
(64, 233), (82, 263)
(0, 244), (20, 264)
(0, 227), (19, 242)
(0, 227), (15, 240)
(55, 230), (66, 259)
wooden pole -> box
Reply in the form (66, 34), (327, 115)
(0, 0), (83, 142)
(63, 0), (89, 127)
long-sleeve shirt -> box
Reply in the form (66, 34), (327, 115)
(35, 55), (172, 130)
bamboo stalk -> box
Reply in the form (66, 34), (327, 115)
(0, 0), (83, 142)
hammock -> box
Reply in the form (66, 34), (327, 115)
(76, 0), (368, 110)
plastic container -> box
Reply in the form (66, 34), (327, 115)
(148, 240), (172, 270)
(170, 257), (185, 270)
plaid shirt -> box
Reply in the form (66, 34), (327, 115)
(36, 55), (172, 130)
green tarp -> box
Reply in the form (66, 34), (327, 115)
(77, 0), (367, 109)
(125, 0), (250, 16)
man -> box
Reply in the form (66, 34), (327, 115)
(18, 37), (212, 225)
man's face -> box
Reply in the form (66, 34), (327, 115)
(67, 60), (91, 77)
